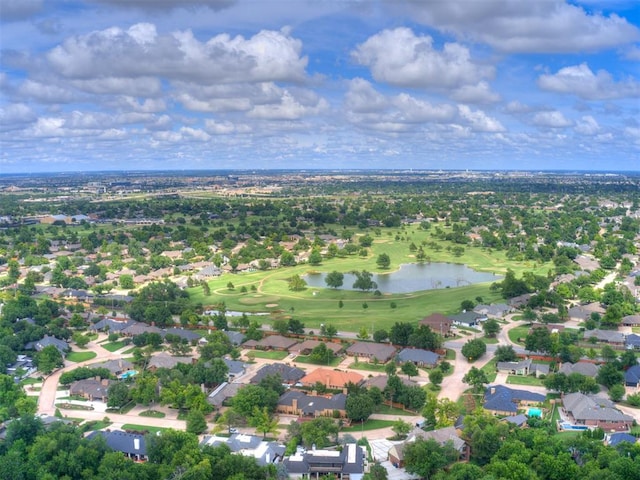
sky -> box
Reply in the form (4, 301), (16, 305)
(0, 0), (639, 173)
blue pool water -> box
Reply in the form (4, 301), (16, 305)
(560, 422), (588, 431)
(528, 408), (542, 417)
(119, 370), (138, 379)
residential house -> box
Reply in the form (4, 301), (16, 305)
(509, 294), (532, 308)
(224, 330), (246, 346)
(250, 363), (305, 385)
(621, 315), (640, 327)
(200, 434), (285, 466)
(277, 390), (347, 418)
(90, 318), (135, 333)
(396, 348), (439, 368)
(207, 382), (241, 408)
(223, 358), (246, 378)
(147, 352), (193, 371)
(624, 365), (640, 388)
(583, 329), (625, 345)
(606, 432), (638, 446)
(6, 355), (35, 380)
(87, 430), (147, 461)
(284, 443), (365, 480)
(345, 342), (396, 363)
(626, 334), (640, 350)
(503, 414), (529, 428)
(483, 385), (545, 416)
(69, 378), (113, 402)
(289, 340), (344, 356)
(361, 375), (416, 391)
(497, 359), (548, 377)
(569, 303), (606, 322)
(562, 392), (633, 431)
(559, 362), (600, 377)
(121, 323), (163, 337)
(253, 335), (299, 351)
(449, 311), (485, 328)
(90, 359), (134, 376)
(25, 335), (70, 356)
(419, 313), (453, 337)
(299, 368), (363, 390)
(388, 426), (470, 468)
(163, 327), (202, 344)
(474, 303), (512, 318)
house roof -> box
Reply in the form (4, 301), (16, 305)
(250, 363), (305, 384)
(25, 335), (69, 354)
(255, 335), (299, 350)
(503, 414), (529, 427)
(289, 339), (343, 354)
(278, 390), (347, 415)
(284, 444), (364, 475)
(300, 368), (363, 388)
(361, 375), (416, 390)
(449, 311), (484, 325)
(484, 385), (545, 413)
(583, 329), (625, 343)
(497, 359), (532, 372)
(559, 362), (600, 377)
(147, 352), (192, 370)
(626, 334), (640, 348)
(90, 359), (133, 374)
(608, 432), (638, 446)
(163, 327), (202, 342)
(397, 348), (439, 365)
(474, 304), (511, 317)
(622, 315), (640, 326)
(223, 358), (246, 375)
(563, 392), (633, 423)
(345, 342), (396, 362)
(419, 313), (453, 332)
(90, 318), (135, 332)
(224, 331), (246, 345)
(200, 434), (285, 466)
(69, 378), (113, 400)
(207, 382), (241, 408)
(121, 323), (163, 336)
(409, 426), (466, 453)
(625, 365), (640, 385)
(88, 430), (147, 456)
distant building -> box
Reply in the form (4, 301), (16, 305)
(284, 444), (365, 480)
(87, 430), (147, 462)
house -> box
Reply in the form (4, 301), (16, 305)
(200, 433), (285, 466)
(497, 359), (532, 376)
(163, 327), (202, 343)
(559, 362), (600, 377)
(388, 426), (470, 468)
(223, 331), (246, 346)
(474, 303), (512, 318)
(284, 443), (365, 480)
(277, 390), (347, 418)
(223, 358), (246, 378)
(69, 378), (113, 401)
(562, 392), (633, 432)
(624, 365), (640, 388)
(25, 335), (70, 355)
(207, 382), (241, 408)
(626, 334), (640, 350)
(483, 385), (545, 416)
(583, 329), (625, 345)
(419, 313), (453, 336)
(6, 355), (35, 379)
(87, 430), (147, 461)
(503, 414), (529, 428)
(606, 432), (638, 446)
(449, 311), (485, 328)
(396, 348), (439, 368)
(90, 359), (134, 376)
(621, 315), (640, 327)
(509, 294), (532, 308)
(121, 323), (163, 337)
(289, 340), (344, 356)
(253, 335), (299, 351)
(361, 375), (417, 391)
(346, 342), (396, 363)
(90, 318), (135, 333)
(569, 303), (606, 322)
(250, 363), (305, 385)
(299, 368), (363, 390)
(147, 352), (193, 371)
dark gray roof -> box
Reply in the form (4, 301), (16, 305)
(25, 335), (69, 354)
(608, 433), (637, 446)
(90, 318), (135, 332)
(163, 328), (202, 342)
(207, 382), (241, 407)
(625, 365), (640, 386)
(563, 393), (633, 423)
(278, 390), (347, 415)
(121, 323), (163, 336)
(626, 334), (640, 348)
(397, 348), (439, 365)
(284, 444), (364, 475)
(449, 311), (484, 325)
(559, 362), (600, 377)
(223, 358), (246, 375)
(224, 331), (246, 345)
(346, 342), (397, 362)
(503, 414), (528, 427)
(88, 430), (147, 456)
(250, 363), (305, 384)
(484, 385), (545, 413)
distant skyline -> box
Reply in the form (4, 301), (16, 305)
(1, 0), (639, 173)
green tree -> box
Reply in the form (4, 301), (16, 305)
(482, 319), (500, 338)
(34, 345), (64, 374)
(288, 274), (307, 291)
(462, 366), (489, 392)
(352, 270), (377, 292)
(308, 248), (323, 266)
(321, 323), (338, 339)
(461, 339), (486, 362)
(107, 382), (131, 409)
(376, 253), (391, 269)
(345, 394), (374, 422)
(404, 438), (458, 479)
(494, 345), (518, 362)
(401, 362), (419, 380)
(186, 409), (208, 435)
(391, 418), (412, 439)
(119, 274), (134, 289)
(428, 368), (443, 387)
(232, 385), (279, 417)
(299, 417), (339, 448)
(373, 329), (388, 343)
(609, 384), (625, 402)
(310, 343), (335, 364)
(249, 406), (279, 439)
(325, 271), (344, 289)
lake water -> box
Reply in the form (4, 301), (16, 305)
(303, 263), (501, 294)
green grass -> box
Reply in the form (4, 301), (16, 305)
(375, 404), (417, 416)
(294, 355), (342, 367)
(139, 410), (166, 418)
(121, 424), (170, 435)
(480, 336), (499, 344)
(348, 362), (387, 372)
(66, 351), (97, 363)
(506, 375), (544, 386)
(102, 341), (128, 352)
(480, 358), (498, 383)
(342, 419), (396, 432)
(247, 350), (289, 360)
(445, 349), (456, 361)
(508, 326), (530, 346)
(20, 377), (42, 385)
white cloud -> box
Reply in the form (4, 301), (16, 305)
(575, 115), (600, 135)
(532, 111), (573, 128)
(0, 103), (36, 127)
(344, 78), (389, 113)
(457, 105), (505, 132)
(451, 81), (500, 104)
(538, 63), (640, 100)
(625, 45), (640, 61)
(71, 77), (162, 96)
(505, 100), (533, 114)
(395, 0), (640, 53)
(18, 80), (76, 103)
(352, 27), (494, 89)
(205, 119), (251, 135)
(248, 89), (328, 120)
(47, 24), (308, 84)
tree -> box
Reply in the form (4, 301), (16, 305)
(346, 394), (374, 422)
(309, 343), (334, 364)
(321, 323), (338, 339)
(325, 271), (344, 289)
(364, 463), (389, 480)
(376, 253), (391, 269)
(422, 394), (460, 428)
(391, 418), (412, 439)
(232, 385), (279, 417)
(185, 408), (208, 435)
(596, 362), (624, 389)
(401, 362), (419, 380)
(462, 366), (489, 392)
(107, 382), (131, 409)
(525, 327), (553, 355)
(288, 274), (307, 291)
(609, 384), (625, 402)
(250, 406), (279, 439)
(494, 345), (518, 362)
(34, 345), (64, 374)
(482, 319), (500, 338)
(404, 438), (458, 479)
(130, 374), (159, 405)
(389, 322), (414, 346)
(272, 319), (289, 335)
(308, 248), (323, 266)
(119, 274), (134, 290)
(357, 327), (369, 340)
(0, 345), (17, 374)
(461, 339), (486, 362)
(461, 299), (475, 311)
(373, 329), (388, 343)
(428, 369), (443, 387)
(352, 270), (377, 292)
(72, 332), (90, 348)
(287, 318), (305, 334)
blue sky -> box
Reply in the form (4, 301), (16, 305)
(0, 0), (639, 173)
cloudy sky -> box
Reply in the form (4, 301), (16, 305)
(1, 0), (639, 173)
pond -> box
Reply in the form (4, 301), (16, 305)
(303, 262), (501, 294)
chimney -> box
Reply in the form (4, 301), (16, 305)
(292, 399), (298, 411)
(134, 438), (140, 450)
(490, 387), (496, 395)
(101, 379), (109, 386)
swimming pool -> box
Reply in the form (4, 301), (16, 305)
(560, 422), (588, 431)
(119, 370), (138, 380)
(528, 408), (542, 418)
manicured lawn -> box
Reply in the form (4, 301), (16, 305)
(375, 404), (417, 416)
(508, 326), (530, 346)
(66, 351), (97, 363)
(121, 423), (170, 434)
(480, 358), (498, 383)
(294, 355), (342, 367)
(342, 419), (395, 432)
(139, 410), (166, 418)
(247, 350), (289, 360)
(102, 341), (128, 352)
(480, 337), (499, 344)
(445, 349), (456, 361)
(20, 377), (42, 385)
(506, 375), (544, 387)
(348, 362), (387, 372)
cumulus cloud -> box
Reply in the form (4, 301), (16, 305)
(457, 105), (505, 132)
(451, 81), (500, 104)
(47, 23), (308, 84)
(0, 103), (36, 129)
(248, 89), (328, 120)
(538, 63), (640, 100)
(532, 111), (573, 128)
(394, 0), (640, 53)
(352, 27), (494, 89)
(18, 80), (76, 103)
(205, 119), (252, 135)
(574, 115), (600, 135)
